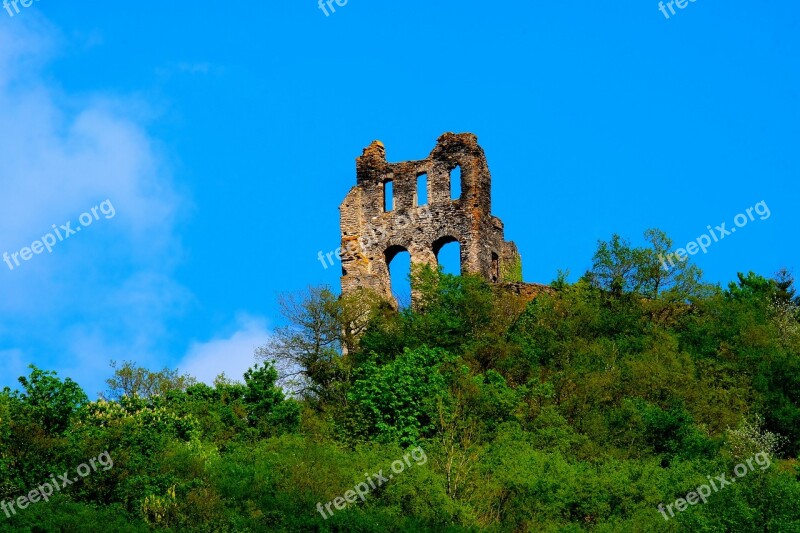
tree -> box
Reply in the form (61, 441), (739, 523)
(585, 229), (702, 300)
(10, 365), (88, 434)
(586, 233), (639, 298)
(243, 362), (300, 435)
(346, 346), (457, 446)
(727, 271), (775, 301)
(103, 361), (197, 400)
(774, 268), (798, 305)
(255, 286), (385, 402)
(256, 286), (344, 402)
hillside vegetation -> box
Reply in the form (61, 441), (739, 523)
(2, 230), (799, 532)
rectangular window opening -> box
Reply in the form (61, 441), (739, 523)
(384, 180), (394, 212)
(416, 173), (428, 206)
(451, 166), (462, 200)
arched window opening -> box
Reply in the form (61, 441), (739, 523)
(433, 236), (461, 276)
(385, 245), (411, 307)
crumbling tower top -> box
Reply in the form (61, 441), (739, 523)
(339, 133), (522, 304)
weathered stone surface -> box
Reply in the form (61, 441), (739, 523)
(339, 133), (528, 304)
(500, 282), (554, 302)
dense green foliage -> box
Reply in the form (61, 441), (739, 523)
(1, 231), (799, 531)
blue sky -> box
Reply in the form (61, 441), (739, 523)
(0, 1), (797, 396)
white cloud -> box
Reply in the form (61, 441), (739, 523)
(0, 21), (190, 396)
(178, 316), (272, 385)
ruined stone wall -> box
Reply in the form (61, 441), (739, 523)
(339, 133), (523, 303)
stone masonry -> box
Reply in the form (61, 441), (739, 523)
(339, 133), (523, 303)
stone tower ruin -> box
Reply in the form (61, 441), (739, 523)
(339, 132), (523, 303)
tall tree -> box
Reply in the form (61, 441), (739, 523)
(255, 286), (384, 403)
(585, 229), (702, 300)
(103, 361), (197, 400)
(10, 365), (88, 433)
(774, 268), (798, 304)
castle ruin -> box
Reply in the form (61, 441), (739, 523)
(339, 133), (525, 304)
